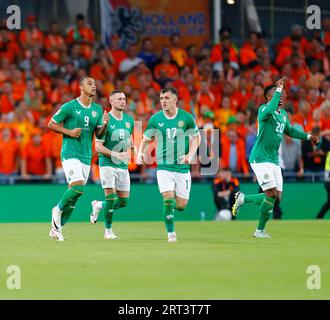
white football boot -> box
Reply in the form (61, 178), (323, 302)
(232, 192), (245, 216)
(49, 228), (65, 241)
(168, 232), (177, 243)
(90, 200), (102, 224)
(104, 228), (118, 240)
(49, 206), (64, 241)
(253, 230), (271, 238)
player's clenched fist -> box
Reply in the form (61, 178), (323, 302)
(69, 128), (82, 138)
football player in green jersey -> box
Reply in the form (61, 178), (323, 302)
(89, 90), (135, 240)
(232, 78), (319, 237)
(137, 87), (201, 242)
(48, 76), (109, 241)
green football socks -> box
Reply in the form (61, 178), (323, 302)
(58, 185), (84, 226)
(244, 193), (265, 205)
(163, 198), (176, 233)
(103, 194), (118, 229)
(58, 185), (84, 211)
(257, 196), (276, 230)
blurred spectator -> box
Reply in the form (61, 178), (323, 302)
(307, 59), (325, 89)
(276, 24), (309, 55)
(280, 135), (304, 178)
(220, 128), (249, 174)
(20, 48), (54, 74)
(246, 83), (264, 124)
(239, 31), (259, 70)
(0, 81), (15, 115)
(119, 44), (143, 75)
(197, 80), (217, 114)
(0, 24), (21, 63)
(21, 130), (52, 180)
(302, 127), (330, 174)
(68, 43), (88, 69)
(66, 14), (95, 61)
(154, 51), (179, 86)
(214, 96), (233, 131)
(0, 128), (20, 180)
(210, 34), (239, 72)
(18, 15), (44, 59)
(254, 56), (279, 86)
(212, 168), (239, 219)
(106, 35), (127, 74)
(44, 21), (67, 65)
(90, 47), (115, 82)
(138, 37), (158, 70)
(169, 34), (187, 69)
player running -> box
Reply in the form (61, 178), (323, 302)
(137, 87), (201, 243)
(89, 90), (134, 240)
(232, 77), (319, 237)
(48, 76), (109, 241)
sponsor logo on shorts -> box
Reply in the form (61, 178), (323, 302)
(69, 170), (74, 176)
(264, 174), (269, 180)
(102, 180), (106, 185)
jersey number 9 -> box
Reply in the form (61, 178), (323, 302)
(84, 116), (89, 127)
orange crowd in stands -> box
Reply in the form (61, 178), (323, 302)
(0, 13), (330, 182)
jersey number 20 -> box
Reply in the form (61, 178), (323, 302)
(275, 122), (284, 134)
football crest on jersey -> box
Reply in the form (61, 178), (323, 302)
(178, 120), (184, 128)
(125, 122), (131, 129)
(92, 111), (97, 118)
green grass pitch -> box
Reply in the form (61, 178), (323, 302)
(0, 220), (329, 299)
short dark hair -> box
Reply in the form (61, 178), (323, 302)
(110, 90), (124, 96)
(160, 87), (178, 97)
(79, 75), (91, 85)
(264, 84), (276, 100)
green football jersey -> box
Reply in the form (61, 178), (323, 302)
(144, 108), (199, 173)
(52, 98), (103, 165)
(97, 112), (134, 169)
(249, 90), (307, 165)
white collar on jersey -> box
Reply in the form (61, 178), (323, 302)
(76, 98), (91, 109)
(163, 108), (178, 120)
(110, 111), (123, 121)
